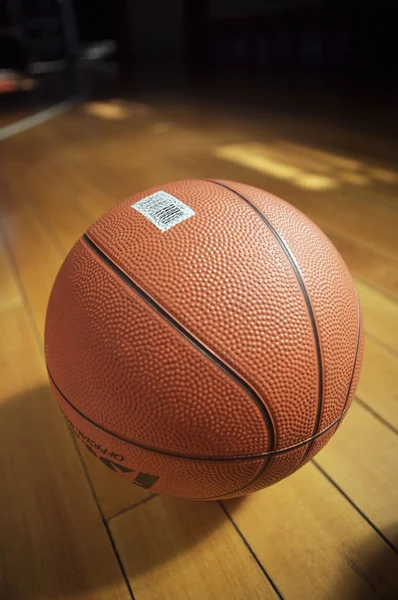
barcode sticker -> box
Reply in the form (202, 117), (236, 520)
(132, 191), (195, 232)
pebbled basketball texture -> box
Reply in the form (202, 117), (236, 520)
(45, 179), (363, 499)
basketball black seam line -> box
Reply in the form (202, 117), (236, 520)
(207, 180), (324, 433)
(72, 434), (137, 600)
(47, 365), (348, 462)
(207, 180), (324, 473)
(82, 231), (276, 451)
(196, 458), (271, 500)
(85, 225), (275, 499)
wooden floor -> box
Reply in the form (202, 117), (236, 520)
(0, 89), (397, 600)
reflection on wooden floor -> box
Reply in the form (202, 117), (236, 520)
(215, 140), (398, 190)
(0, 92), (397, 600)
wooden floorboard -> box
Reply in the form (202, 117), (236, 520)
(0, 302), (131, 600)
(0, 157), (149, 521)
(0, 230), (22, 312)
(315, 401), (398, 541)
(356, 336), (398, 431)
(0, 93), (397, 599)
(355, 281), (398, 354)
(110, 496), (280, 600)
(225, 464), (398, 600)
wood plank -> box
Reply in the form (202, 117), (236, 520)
(50, 116), (187, 200)
(288, 189), (398, 265)
(48, 157), (117, 223)
(316, 401), (398, 541)
(355, 280), (398, 354)
(0, 304), (131, 600)
(0, 230), (22, 312)
(225, 463), (398, 600)
(21, 161), (90, 251)
(275, 140), (363, 171)
(0, 160), (150, 520)
(0, 189), (63, 337)
(356, 336), (398, 431)
(82, 447), (153, 520)
(3, 120), (117, 225)
(326, 230), (398, 302)
(110, 496), (278, 600)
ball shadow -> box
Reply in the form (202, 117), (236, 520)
(339, 527), (398, 600)
(0, 384), (225, 599)
(108, 494), (228, 580)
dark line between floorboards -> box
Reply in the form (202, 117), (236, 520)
(219, 501), (284, 599)
(103, 518), (136, 600)
(0, 215), (137, 600)
(365, 331), (398, 359)
(108, 494), (157, 522)
(312, 461), (398, 553)
(354, 396), (398, 435)
(74, 436), (136, 599)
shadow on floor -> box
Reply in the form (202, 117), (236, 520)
(0, 384), (225, 599)
(338, 528), (398, 600)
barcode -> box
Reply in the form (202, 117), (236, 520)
(132, 191), (195, 232)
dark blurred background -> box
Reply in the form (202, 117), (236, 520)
(0, 0), (396, 124)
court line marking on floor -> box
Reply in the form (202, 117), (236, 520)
(0, 99), (75, 141)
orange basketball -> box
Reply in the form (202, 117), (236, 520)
(45, 180), (363, 499)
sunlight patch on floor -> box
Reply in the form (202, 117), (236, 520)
(83, 100), (154, 120)
(215, 141), (398, 191)
(215, 142), (337, 190)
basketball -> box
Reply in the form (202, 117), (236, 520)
(44, 179), (363, 499)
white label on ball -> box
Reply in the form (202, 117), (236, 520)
(131, 191), (195, 232)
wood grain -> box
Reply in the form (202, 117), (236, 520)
(357, 336), (398, 431)
(316, 402), (398, 541)
(110, 496), (278, 600)
(0, 194), (62, 336)
(225, 464), (398, 600)
(356, 280), (398, 354)
(326, 230), (398, 302)
(0, 166), (150, 520)
(24, 161), (90, 251)
(0, 230), (22, 312)
(0, 304), (131, 600)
